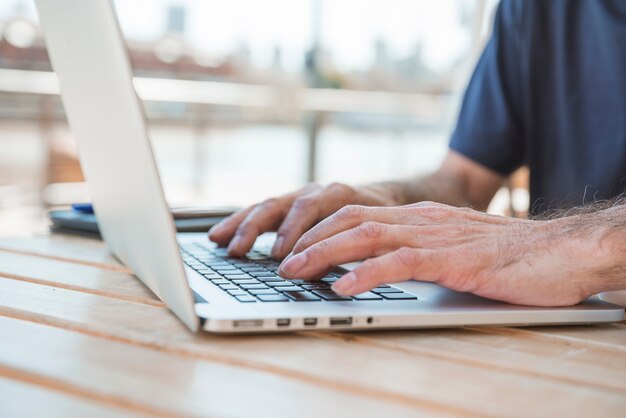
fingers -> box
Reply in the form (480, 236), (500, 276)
(331, 247), (445, 295)
(279, 222), (416, 279)
(271, 196), (321, 259)
(271, 183), (360, 259)
(208, 207), (253, 246)
(226, 198), (287, 256)
(290, 205), (409, 256)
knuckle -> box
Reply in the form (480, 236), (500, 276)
(260, 197), (281, 210)
(413, 205), (449, 219)
(293, 231), (313, 252)
(292, 196), (317, 211)
(357, 221), (385, 240)
(311, 239), (332, 257)
(336, 204), (365, 222)
(326, 182), (354, 195)
(361, 258), (383, 275)
(392, 247), (419, 273)
(236, 221), (258, 237)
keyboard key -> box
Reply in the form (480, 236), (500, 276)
(283, 291), (321, 302)
(214, 267), (241, 273)
(266, 281), (295, 287)
(235, 295), (257, 303)
(353, 292), (383, 301)
(210, 279), (231, 286)
(275, 286), (305, 292)
(381, 293), (418, 300)
(256, 276), (284, 282)
(240, 283), (269, 290)
(256, 294), (289, 302)
(223, 274), (252, 279)
(230, 279), (260, 285)
(227, 289), (247, 296)
(313, 290), (351, 301)
(302, 283), (331, 290)
(249, 271), (279, 278)
(203, 274), (222, 280)
(371, 287), (403, 294)
(248, 289), (279, 295)
(218, 284), (238, 290)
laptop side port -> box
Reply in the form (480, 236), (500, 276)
(233, 319), (263, 328)
(276, 318), (291, 327)
(303, 318), (317, 326)
(330, 317), (352, 326)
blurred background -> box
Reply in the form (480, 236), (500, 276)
(0, 0), (528, 237)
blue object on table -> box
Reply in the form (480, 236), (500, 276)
(71, 203), (94, 214)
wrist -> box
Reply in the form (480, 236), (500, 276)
(545, 214), (626, 297)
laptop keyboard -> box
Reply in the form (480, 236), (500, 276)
(180, 242), (417, 303)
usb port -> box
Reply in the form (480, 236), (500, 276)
(303, 318), (317, 326)
(330, 317), (352, 326)
(276, 318), (290, 327)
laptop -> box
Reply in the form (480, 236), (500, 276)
(35, 0), (624, 333)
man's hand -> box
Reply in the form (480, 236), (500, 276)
(208, 183), (396, 259)
(278, 202), (625, 307)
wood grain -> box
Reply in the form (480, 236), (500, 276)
(0, 234), (128, 272)
(0, 234), (624, 418)
(0, 315), (440, 418)
(0, 251), (162, 307)
(0, 377), (151, 418)
(0, 277), (624, 417)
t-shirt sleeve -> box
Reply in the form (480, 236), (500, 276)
(449, 0), (526, 175)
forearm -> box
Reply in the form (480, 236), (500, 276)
(360, 171), (472, 207)
(357, 151), (504, 209)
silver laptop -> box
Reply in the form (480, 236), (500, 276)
(35, 0), (624, 333)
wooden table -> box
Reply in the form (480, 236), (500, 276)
(0, 233), (624, 418)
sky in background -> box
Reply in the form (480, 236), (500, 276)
(0, 0), (485, 72)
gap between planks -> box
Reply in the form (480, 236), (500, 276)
(464, 325), (626, 354)
(303, 331), (626, 395)
(3, 242), (625, 401)
(0, 273), (165, 308)
(0, 306), (485, 418)
(0, 246), (130, 273)
(0, 362), (188, 418)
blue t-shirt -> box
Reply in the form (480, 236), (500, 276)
(450, 0), (626, 214)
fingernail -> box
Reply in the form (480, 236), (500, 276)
(272, 236), (285, 258)
(280, 252), (307, 275)
(332, 272), (357, 294)
(227, 236), (241, 254)
(207, 225), (219, 238)
(279, 251), (294, 270)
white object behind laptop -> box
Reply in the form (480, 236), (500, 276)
(35, 0), (624, 333)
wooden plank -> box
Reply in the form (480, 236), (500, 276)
(0, 315), (436, 418)
(0, 251), (162, 307)
(310, 327), (626, 393)
(0, 377), (149, 418)
(0, 277), (624, 418)
(0, 234), (126, 272)
(1, 236), (624, 391)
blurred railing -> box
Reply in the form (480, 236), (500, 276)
(0, 68), (451, 184)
